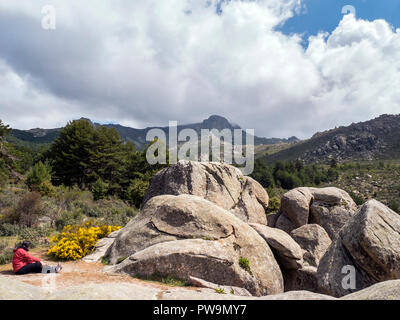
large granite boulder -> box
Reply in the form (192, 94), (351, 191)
(317, 200), (400, 297)
(290, 224), (331, 267)
(249, 223), (303, 270)
(106, 194), (283, 296)
(309, 188), (358, 240)
(277, 187), (357, 239)
(283, 266), (320, 293)
(341, 280), (400, 300)
(280, 187), (313, 228)
(142, 161), (269, 224)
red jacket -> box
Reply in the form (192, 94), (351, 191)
(12, 248), (41, 273)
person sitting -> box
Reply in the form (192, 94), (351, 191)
(12, 240), (61, 275)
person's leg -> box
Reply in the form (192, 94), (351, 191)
(15, 262), (43, 275)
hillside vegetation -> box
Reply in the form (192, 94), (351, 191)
(263, 114), (400, 164)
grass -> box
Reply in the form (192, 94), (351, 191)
(116, 256), (127, 264)
(239, 257), (252, 275)
(0, 237), (15, 265)
(134, 273), (187, 287)
(215, 288), (226, 294)
(101, 256), (110, 265)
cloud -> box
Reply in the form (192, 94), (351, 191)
(0, 1), (399, 139)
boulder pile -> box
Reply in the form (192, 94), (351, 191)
(98, 160), (400, 299)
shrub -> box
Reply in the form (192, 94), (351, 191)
(239, 257), (252, 275)
(102, 209), (130, 227)
(101, 256), (110, 265)
(15, 192), (43, 227)
(92, 178), (108, 201)
(48, 222), (121, 260)
(388, 200), (400, 214)
(55, 208), (83, 231)
(36, 180), (57, 198)
(0, 239), (13, 265)
(266, 196), (280, 214)
(18, 226), (51, 247)
(0, 249), (13, 265)
(348, 191), (365, 206)
(0, 188), (19, 209)
(26, 162), (55, 196)
(0, 159), (9, 188)
(0, 223), (21, 236)
(126, 179), (149, 208)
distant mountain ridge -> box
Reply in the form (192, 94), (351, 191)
(9, 115), (299, 149)
(262, 114), (400, 164)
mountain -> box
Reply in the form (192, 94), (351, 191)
(262, 114), (400, 164)
(8, 115), (299, 150)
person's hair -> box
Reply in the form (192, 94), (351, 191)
(16, 240), (32, 251)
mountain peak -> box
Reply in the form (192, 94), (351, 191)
(202, 115), (241, 130)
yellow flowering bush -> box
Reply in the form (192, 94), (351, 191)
(48, 220), (121, 260)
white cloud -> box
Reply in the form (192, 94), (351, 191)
(0, 1), (399, 139)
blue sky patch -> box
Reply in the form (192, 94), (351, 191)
(279, 0), (400, 41)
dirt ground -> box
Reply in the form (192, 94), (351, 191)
(0, 246), (184, 291)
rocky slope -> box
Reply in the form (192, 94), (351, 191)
(263, 114), (400, 164)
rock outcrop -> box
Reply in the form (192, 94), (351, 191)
(83, 230), (121, 262)
(283, 266), (320, 293)
(0, 278), (41, 300)
(106, 194), (283, 296)
(340, 280), (400, 300)
(290, 224), (331, 267)
(317, 200), (400, 297)
(309, 188), (357, 239)
(187, 276), (252, 296)
(280, 187), (313, 228)
(249, 223), (303, 270)
(142, 161), (269, 224)
(276, 187), (357, 239)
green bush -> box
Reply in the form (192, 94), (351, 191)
(0, 223), (21, 236)
(92, 178), (108, 201)
(102, 209), (130, 227)
(266, 196), (280, 214)
(13, 192), (43, 227)
(0, 159), (9, 188)
(348, 191), (365, 206)
(0, 249), (13, 265)
(55, 208), (83, 231)
(18, 226), (51, 247)
(388, 200), (400, 214)
(36, 180), (57, 197)
(126, 179), (149, 208)
(239, 257), (252, 275)
(0, 188), (20, 209)
(26, 162), (56, 196)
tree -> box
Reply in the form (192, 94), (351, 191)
(0, 120), (12, 186)
(0, 120), (11, 142)
(126, 179), (150, 208)
(92, 178), (108, 201)
(46, 119), (96, 187)
(88, 126), (124, 194)
(26, 161), (56, 197)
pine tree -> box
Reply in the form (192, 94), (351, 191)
(46, 119), (97, 187)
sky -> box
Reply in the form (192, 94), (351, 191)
(0, 0), (400, 139)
